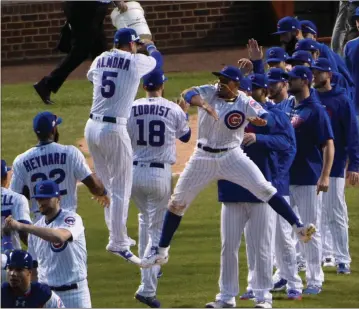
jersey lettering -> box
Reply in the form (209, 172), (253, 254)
(22, 153), (67, 173)
(136, 119), (166, 147)
(101, 71), (118, 98)
(31, 168), (67, 195)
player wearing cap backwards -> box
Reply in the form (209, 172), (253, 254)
(276, 65), (335, 294)
(311, 57), (359, 275)
(2, 249), (65, 308)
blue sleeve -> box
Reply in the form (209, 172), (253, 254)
(149, 50), (163, 70)
(251, 59), (265, 74)
(260, 112), (275, 128)
(316, 107), (334, 146)
(184, 89), (199, 104)
(255, 133), (291, 151)
(332, 52), (355, 87)
(179, 128), (191, 143)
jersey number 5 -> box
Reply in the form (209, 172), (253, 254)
(136, 119), (165, 147)
(31, 169), (67, 195)
(101, 71), (118, 98)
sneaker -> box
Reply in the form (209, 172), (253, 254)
(135, 293), (160, 308)
(205, 300), (234, 308)
(272, 278), (287, 292)
(141, 247), (169, 268)
(106, 245), (142, 266)
(297, 262), (307, 272)
(303, 285), (322, 295)
(254, 301), (272, 308)
(337, 263), (350, 274)
(287, 289), (302, 300)
(323, 257), (336, 267)
(294, 223), (316, 243)
(240, 290), (255, 300)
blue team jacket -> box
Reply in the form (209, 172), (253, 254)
(218, 103), (296, 203)
(316, 87), (359, 176)
(344, 38), (359, 114)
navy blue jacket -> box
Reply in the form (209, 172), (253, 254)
(344, 38), (359, 114)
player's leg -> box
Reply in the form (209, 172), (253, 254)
(320, 199), (335, 266)
(246, 203), (275, 307)
(290, 186), (324, 292)
(241, 226), (256, 300)
(324, 177), (351, 272)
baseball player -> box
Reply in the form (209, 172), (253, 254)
(286, 50), (313, 67)
(1, 159), (32, 282)
(141, 65), (316, 269)
(2, 249), (65, 308)
(311, 58), (359, 274)
(276, 66), (335, 294)
(127, 69), (191, 307)
(10, 111), (109, 223)
(84, 28), (163, 265)
(4, 180), (91, 308)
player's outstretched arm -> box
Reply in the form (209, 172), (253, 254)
(182, 89), (219, 120)
(82, 174), (110, 208)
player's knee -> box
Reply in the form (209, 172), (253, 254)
(168, 199), (187, 216)
(256, 182), (277, 202)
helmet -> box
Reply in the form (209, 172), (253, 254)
(5, 250), (34, 270)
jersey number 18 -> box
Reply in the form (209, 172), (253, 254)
(136, 119), (165, 147)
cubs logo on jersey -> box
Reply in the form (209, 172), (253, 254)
(50, 241), (68, 252)
(64, 216), (75, 225)
(224, 110), (245, 130)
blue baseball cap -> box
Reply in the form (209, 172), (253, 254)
(287, 65), (313, 83)
(33, 180), (60, 199)
(114, 28), (142, 45)
(311, 57), (332, 72)
(272, 16), (300, 35)
(352, 7), (359, 21)
(143, 69), (168, 88)
(300, 20), (318, 35)
(286, 50), (313, 65)
(1, 159), (11, 177)
(239, 77), (252, 92)
(6, 250), (34, 270)
(249, 73), (269, 89)
(212, 65), (243, 82)
(33, 111), (62, 135)
(295, 38), (319, 52)
(265, 47), (288, 63)
(266, 68), (289, 83)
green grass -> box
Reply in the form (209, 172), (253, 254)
(2, 73), (359, 308)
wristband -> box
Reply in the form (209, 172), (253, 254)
(146, 44), (157, 53)
(101, 188), (107, 196)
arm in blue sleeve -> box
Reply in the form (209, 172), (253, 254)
(251, 59), (265, 74)
(260, 112), (275, 128)
(179, 128), (191, 143)
(183, 89), (199, 104)
(147, 45), (163, 70)
(255, 133), (291, 151)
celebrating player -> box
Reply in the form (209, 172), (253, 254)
(141, 66), (316, 269)
(10, 111), (109, 222)
(4, 180), (91, 308)
(128, 69), (191, 307)
(2, 249), (65, 308)
(85, 28), (163, 265)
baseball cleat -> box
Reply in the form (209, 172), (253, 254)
(297, 262), (307, 272)
(294, 223), (316, 243)
(106, 245), (142, 266)
(240, 290), (255, 300)
(323, 257), (336, 267)
(271, 278), (287, 292)
(33, 81), (54, 105)
(205, 300), (234, 308)
(337, 263), (351, 274)
(141, 247), (169, 268)
(157, 270), (163, 279)
(303, 285), (322, 295)
(287, 289), (302, 300)
(254, 301), (272, 308)
(135, 293), (160, 308)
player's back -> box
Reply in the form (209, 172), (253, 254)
(128, 97), (188, 164)
(88, 49), (156, 119)
(10, 143), (91, 218)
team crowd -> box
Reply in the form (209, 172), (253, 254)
(1, 9), (359, 309)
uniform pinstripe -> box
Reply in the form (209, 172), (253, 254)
(85, 49), (157, 250)
(10, 143), (92, 222)
(44, 291), (66, 308)
(27, 209), (91, 308)
(128, 96), (190, 297)
(321, 215), (334, 260)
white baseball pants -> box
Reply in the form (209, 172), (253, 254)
(217, 202), (275, 305)
(85, 118), (133, 249)
(290, 185), (324, 286)
(54, 279), (91, 308)
(131, 163), (171, 297)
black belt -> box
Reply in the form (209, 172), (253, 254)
(197, 143), (229, 153)
(133, 161), (164, 169)
(90, 113), (116, 124)
(50, 283), (78, 292)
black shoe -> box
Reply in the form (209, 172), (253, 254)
(135, 293), (160, 308)
(33, 80), (54, 105)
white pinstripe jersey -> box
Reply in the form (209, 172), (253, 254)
(195, 84), (267, 148)
(10, 143), (92, 220)
(44, 291), (65, 308)
(128, 97), (190, 164)
(27, 209), (87, 287)
(87, 49), (157, 119)
(1, 187), (32, 251)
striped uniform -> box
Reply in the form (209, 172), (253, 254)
(27, 209), (91, 308)
(171, 84), (277, 214)
(10, 142), (92, 222)
(85, 49), (157, 250)
(1, 187), (32, 282)
(128, 97), (190, 297)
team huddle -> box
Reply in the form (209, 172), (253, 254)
(2, 12), (359, 309)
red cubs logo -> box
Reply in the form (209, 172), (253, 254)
(290, 115), (304, 128)
(249, 99), (263, 111)
(64, 216), (75, 225)
(224, 110), (245, 130)
(50, 241), (68, 252)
